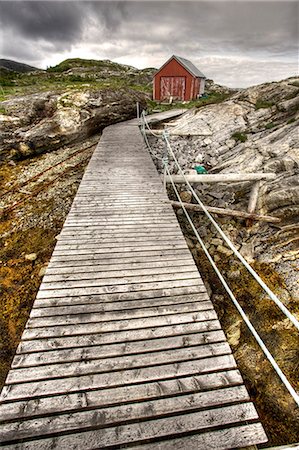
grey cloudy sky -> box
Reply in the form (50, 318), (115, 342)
(0, 1), (298, 87)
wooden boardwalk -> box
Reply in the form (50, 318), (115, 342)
(0, 113), (267, 449)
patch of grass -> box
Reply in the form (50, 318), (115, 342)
(146, 92), (231, 113)
(285, 89), (299, 100)
(255, 99), (275, 109)
(231, 131), (248, 142)
(0, 107), (7, 115)
(287, 118), (296, 124)
(265, 122), (277, 129)
(0, 59), (152, 101)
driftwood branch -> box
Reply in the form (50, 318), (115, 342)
(165, 173), (276, 183)
(170, 200), (280, 223)
(247, 181), (261, 214)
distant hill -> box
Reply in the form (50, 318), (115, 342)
(47, 58), (156, 84)
(0, 59), (41, 73)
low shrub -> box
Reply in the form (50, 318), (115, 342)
(231, 131), (248, 142)
(255, 99), (275, 109)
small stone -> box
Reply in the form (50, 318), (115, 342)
(240, 242), (255, 263)
(25, 253), (37, 261)
(227, 319), (242, 347)
(227, 269), (241, 280)
(209, 191), (224, 200)
(39, 266), (48, 277)
(19, 142), (32, 157)
(195, 152), (203, 163)
(216, 245), (234, 257)
(226, 139), (235, 149)
(180, 191), (192, 203)
(211, 238), (223, 246)
(204, 137), (212, 146)
(185, 237), (194, 249)
(184, 169), (197, 175)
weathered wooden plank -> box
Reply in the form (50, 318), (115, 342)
(55, 236), (188, 251)
(17, 320), (221, 354)
(33, 286), (207, 307)
(12, 330), (226, 368)
(7, 342), (231, 383)
(59, 226), (182, 236)
(54, 240), (187, 252)
(65, 214), (175, 221)
(63, 221), (179, 228)
(0, 386), (249, 443)
(68, 205), (170, 211)
(0, 354), (237, 401)
(39, 271), (200, 290)
(56, 232), (184, 242)
(36, 279), (203, 299)
(52, 242), (188, 256)
(135, 423), (268, 449)
(48, 253), (194, 268)
(44, 260), (195, 276)
(67, 208), (173, 215)
(31, 294), (210, 316)
(62, 223), (181, 230)
(27, 301), (211, 327)
(0, 369), (243, 421)
(22, 310), (217, 339)
(0, 403), (260, 449)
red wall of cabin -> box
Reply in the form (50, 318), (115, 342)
(154, 58), (199, 101)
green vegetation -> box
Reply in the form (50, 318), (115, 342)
(0, 107), (7, 115)
(265, 122), (277, 129)
(285, 89), (299, 100)
(231, 131), (248, 142)
(146, 92), (231, 113)
(255, 99), (275, 109)
(47, 58), (129, 73)
(287, 118), (296, 124)
(0, 58), (154, 101)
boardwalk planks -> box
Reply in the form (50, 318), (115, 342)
(0, 112), (267, 449)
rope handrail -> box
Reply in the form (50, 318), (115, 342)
(162, 130), (299, 333)
(139, 112), (163, 161)
(141, 110), (163, 138)
(140, 111), (299, 406)
(165, 164), (299, 407)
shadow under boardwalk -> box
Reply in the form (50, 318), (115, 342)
(0, 115), (268, 449)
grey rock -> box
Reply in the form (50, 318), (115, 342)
(25, 253), (37, 261)
(1, 89), (147, 160)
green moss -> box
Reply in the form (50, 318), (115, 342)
(231, 131), (248, 142)
(146, 92), (231, 113)
(0, 107), (7, 115)
(287, 118), (296, 124)
(255, 99), (275, 109)
(265, 122), (277, 129)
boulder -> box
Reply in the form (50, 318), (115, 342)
(0, 88), (147, 160)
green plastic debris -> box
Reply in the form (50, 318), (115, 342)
(194, 165), (207, 174)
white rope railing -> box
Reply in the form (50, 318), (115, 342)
(141, 110), (163, 138)
(162, 130), (299, 333)
(165, 164), (299, 407)
(140, 110), (299, 407)
(140, 112), (163, 161)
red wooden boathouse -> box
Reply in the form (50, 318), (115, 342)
(153, 55), (206, 102)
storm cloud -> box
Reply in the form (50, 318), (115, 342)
(0, 1), (298, 87)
